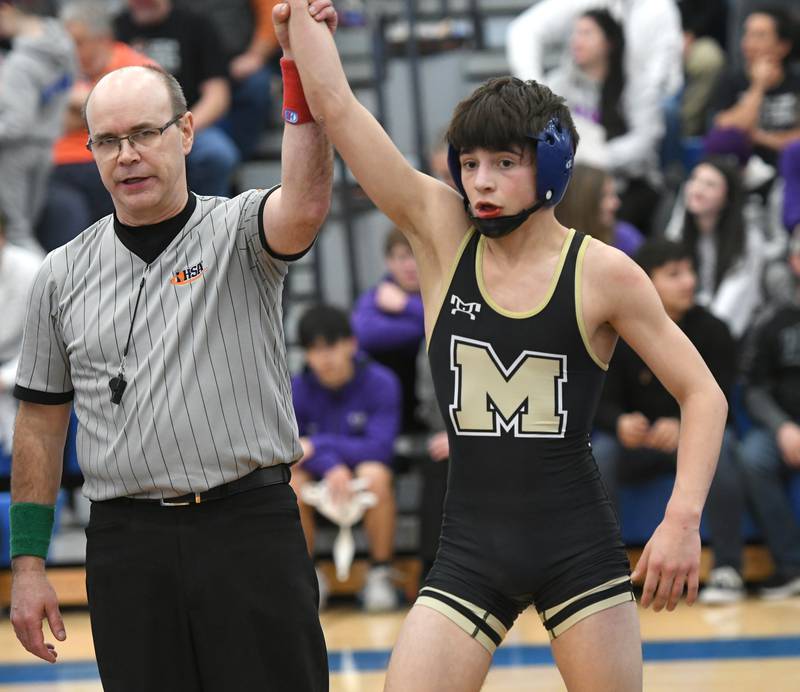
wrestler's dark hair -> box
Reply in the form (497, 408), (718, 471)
(446, 76), (579, 164)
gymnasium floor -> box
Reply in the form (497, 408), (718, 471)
(1, 597), (799, 690)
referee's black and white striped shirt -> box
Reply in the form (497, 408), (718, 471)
(14, 188), (304, 501)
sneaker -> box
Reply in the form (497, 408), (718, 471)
(361, 565), (399, 613)
(698, 567), (745, 605)
(315, 567), (329, 611)
(758, 572), (800, 600)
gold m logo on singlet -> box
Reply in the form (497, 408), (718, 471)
(449, 336), (567, 438)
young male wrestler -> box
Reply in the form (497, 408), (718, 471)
(279, 3), (726, 688)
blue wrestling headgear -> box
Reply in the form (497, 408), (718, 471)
(447, 118), (574, 238)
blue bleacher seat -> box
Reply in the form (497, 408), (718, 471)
(0, 445), (10, 479)
(63, 412), (81, 481)
(619, 471), (800, 547)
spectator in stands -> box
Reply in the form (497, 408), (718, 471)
(678, 1), (726, 138)
(508, 0), (681, 226)
(728, 0), (798, 69)
(507, 0), (682, 99)
(0, 212), (42, 474)
(36, 0), (155, 250)
(780, 139), (800, 234)
(544, 10), (663, 234)
(676, 0), (728, 51)
(664, 157), (766, 339)
(174, 0), (280, 160)
(291, 304), (402, 612)
(708, 6), (800, 169)
(0, 0), (75, 252)
(592, 239), (746, 604)
(667, 140), (789, 309)
(352, 227), (426, 434)
(739, 227), (800, 599)
(556, 163), (644, 257)
(429, 132), (455, 189)
(114, 0), (240, 197)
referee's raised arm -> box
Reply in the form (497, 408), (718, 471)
(260, 0), (339, 258)
(7, 4), (341, 689)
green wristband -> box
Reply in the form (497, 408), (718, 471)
(10, 502), (55, 560)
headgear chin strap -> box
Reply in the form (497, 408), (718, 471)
(447, 118), (574, 238)
(465, 200), (546, 238)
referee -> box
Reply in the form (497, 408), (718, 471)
(8, 2), (337, 690)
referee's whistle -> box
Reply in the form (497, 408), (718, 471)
(109, 375), (127, 405)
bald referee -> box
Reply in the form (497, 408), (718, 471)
(8, 2), (338, 690)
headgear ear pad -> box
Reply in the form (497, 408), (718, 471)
(447, 118), (574, 209)
(533, 119), (574, 206)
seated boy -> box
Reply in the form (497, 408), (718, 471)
(592, 240), (745, 603)
(290, 304), (402, 611)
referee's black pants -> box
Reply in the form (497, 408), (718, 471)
(85, 482), (328, 691)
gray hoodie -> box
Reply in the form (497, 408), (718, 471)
(0, 17), (76, 145)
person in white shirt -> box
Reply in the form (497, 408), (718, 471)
(544, 9), (663, 233)
(0, 217), (42, 456)
(507, 0), (682, 100)
(664, 157), (766, 339)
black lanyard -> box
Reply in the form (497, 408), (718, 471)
(109, 266), (148, 405)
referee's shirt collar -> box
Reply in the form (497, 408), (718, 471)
(113, 193), (198, 265)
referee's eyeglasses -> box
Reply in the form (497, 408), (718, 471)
(86, 112), (186, 160)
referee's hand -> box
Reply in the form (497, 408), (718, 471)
(10, 557), (66, 663)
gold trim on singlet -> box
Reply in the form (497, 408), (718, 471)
(416, 586), (508, 654)
(539, 575), (631, 622)
(538, 575), (633, 640)
(426, 227), (477, 352)
(547, 591), (634, 640)
(475, 228), (575, 319)
(574, 235), (610, 371)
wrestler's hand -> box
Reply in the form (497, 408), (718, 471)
(632, 510), (700, 612)
(274, 0), (339, 57)
(10, 557), (66, 663)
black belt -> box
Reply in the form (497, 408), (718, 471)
(111, 465), (291, 507)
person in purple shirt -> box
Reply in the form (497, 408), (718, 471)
(781, 140), (800, 234)
(291, 304), (402, 612)
(351, 226), (426, 433)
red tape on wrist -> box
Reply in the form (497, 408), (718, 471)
(281, 58), (314, 125)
